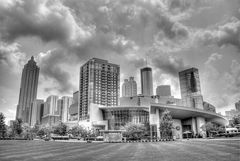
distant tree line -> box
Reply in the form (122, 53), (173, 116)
(0, 112), (98, 140)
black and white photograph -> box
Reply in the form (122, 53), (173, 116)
(0, 0), (239, 160)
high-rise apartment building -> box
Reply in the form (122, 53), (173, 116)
(179, 68), (201, 98)
(156, 85), (171, 97)
(43, 95), (59, 116)
(16, 56), (39, 124)
(61, 96), (73, 122)
(122, 77), (137, 97)
(73, 91), (79, 104)
(141, 67), (153, 96)
(29, 99), (44, 126)
(42, 95), (60, 126)
(57, 99), (62, 117)
(69, 91), (79, 121)
(79, 58), (120, 120)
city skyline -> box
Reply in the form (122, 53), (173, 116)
(0, 0), (240, 123)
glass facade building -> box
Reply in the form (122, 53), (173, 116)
(179, 68), (201, 98)
(141, 67), (153, 96)
(102, 107), (149, 129)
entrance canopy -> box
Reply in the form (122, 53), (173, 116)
(151, 103), (228, 126)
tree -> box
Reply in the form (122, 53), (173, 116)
(159, 110), (173, 139)
(31, 123), (40, 135)
(22, 123), (33, 140)
(70, 126), (88, 138)
(0, 113), (7, 138)
(201, 122), (218, 137)
(13, 118), (23, 136)
(37, 126), (53, 138)
(121, 122), (147, 140)
(232, 114), (240, 126)
(53, 122), (67, 136)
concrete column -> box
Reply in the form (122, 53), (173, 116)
(156, 109), (161, 138)
(150, 125), (153, 140)
(191, 117), (197, 135)
(196, 117), (206, 138)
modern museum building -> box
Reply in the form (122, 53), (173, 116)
(77, 65), (227, 139)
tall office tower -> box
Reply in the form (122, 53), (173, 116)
(73, 91), (79, 104)
(79, 58), (120, 120)
(156, 85), (171, 97)
(122, 77), (137, 97)
(57, 99), (62, 117)
(16, 56), (40, 124)
(141, 67), (153, 96)
(69, 91), (79, 121)
(43, 95), (59, 116)
(60, 96), (73, 122)
(29, 99), (44, 126)
(179, 68), (201, 98)
(235, 101), (240, 111)
(179, 68), (203, 109)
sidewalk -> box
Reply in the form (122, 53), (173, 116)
(180, 137), (240, 141)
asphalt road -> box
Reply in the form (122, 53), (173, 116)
(0, 139), (239, 161)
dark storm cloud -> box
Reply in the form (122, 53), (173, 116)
(0, 0), (190, 57)
(0, 0), (91, 44)
(64, 0), (189, 47)
(151, 54), (188, 77)
(0, 42), (25, 67)
(0, 52), (8, 64)
(38, 49), (74, 93)
(196, 17), (240, 51)
(168, 0), (192, 12)
(0, 0), (191, 95)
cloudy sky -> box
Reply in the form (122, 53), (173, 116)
(0, 0), (239, 123)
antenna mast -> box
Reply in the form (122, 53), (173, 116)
(146, 57), (148, 67)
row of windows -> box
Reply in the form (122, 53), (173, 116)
(103, 110), (149, 129)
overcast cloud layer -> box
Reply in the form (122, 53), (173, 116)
(0, 0), (240, 123)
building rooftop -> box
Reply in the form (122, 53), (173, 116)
(179, 67), (198, 74)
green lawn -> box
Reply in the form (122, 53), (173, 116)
(0, 139), (239, 161)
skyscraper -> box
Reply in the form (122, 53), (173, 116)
(179, 68), (203, 110)
(42, 95), (60, 126)
(61, 96), (73, 122)
(16, 56), (39, 124)
(69, 91), (79, 121)
(79, 58), (120, 120)
(141, 67), (153, 96)
(29, 99), (44, 126)
(43, 95), (59, 116)
(122, 77), (137, 97)
(57, 99), (63, 117)
(235, 100), (240, 111)
(179, 68), (201, 98)
(156, 85), (171, 97)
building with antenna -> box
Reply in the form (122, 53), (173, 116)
(16, 56), (39, 124)
(78, 65), (227, 139)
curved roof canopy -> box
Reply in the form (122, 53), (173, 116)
(151, 103), (228, 126)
